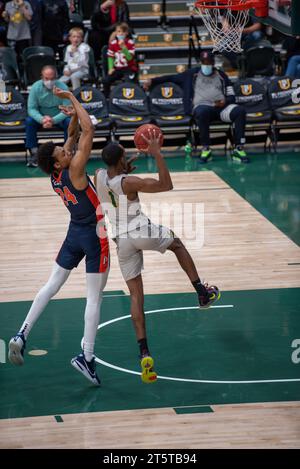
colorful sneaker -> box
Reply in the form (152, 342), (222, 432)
(141, 355), (157, 383)
(71, 353), (101, 386)
(8, 333), (26, 366)
(231, 148), (249, 164)
(198, 284), (221, 309)
(199, 148), (212, 164)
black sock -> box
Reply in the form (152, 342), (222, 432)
(192, 279), (207, 297)
(138, 338), (150, 358)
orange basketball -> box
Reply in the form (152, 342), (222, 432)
(134, 124), (164, 151)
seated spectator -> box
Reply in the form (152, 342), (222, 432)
(41, 0), (69, 58)
(88, 0), (130, 61)
(286, 54), (300, 79)
(2, 0), (32, 57)
(103, 21), (137, 96)
(60, 27), (90, 90)
(144, 51), (249, 164)
(26, 65), (71, 167)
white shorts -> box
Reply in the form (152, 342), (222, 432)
(115, 222), (174, 281)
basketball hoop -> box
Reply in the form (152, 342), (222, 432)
(194, 0), (268, 53)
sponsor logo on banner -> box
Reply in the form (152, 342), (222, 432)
(0, 92), (12, 104)
(240, 84), (252, 96)
(80, 91), (93, 102)
(278, 78), (291, 90)
(122, 88), (135, 99)
(161, 87), (173, 98)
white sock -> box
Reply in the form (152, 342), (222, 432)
(19, 263), (71, 340)
(83, 271), (108, 362)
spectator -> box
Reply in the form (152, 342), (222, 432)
(283, 36), (300, 78)
(103, 22), (137, 96)
(2, 0), (32, 57)
(88, 0), (130, 61)
(0, 1), (7, 46)
(60, 27), (90, 90)
(25, 64), (71, 167)
(41, 0), (69, 57)
(145, 50), (249, 164)
(286, 55), (300, 79)
(28, 0), (42, 46)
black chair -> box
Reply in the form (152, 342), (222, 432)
(149, 82), (192, 140)
(83, 47), (99, 85)
(109, 82), (152, 141)
(267, 76), (300, 150)
(238, 43), (277, 78)
(0, 87), (26, 145)
(234, 78), (272, 149)
(73, 85), (112, 138)
(0, 47), (21, 87)
(22, 46), (56, 87)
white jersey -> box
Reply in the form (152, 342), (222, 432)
(96, 169), (149, 237)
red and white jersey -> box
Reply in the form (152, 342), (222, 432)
(107, 38), (138, 72)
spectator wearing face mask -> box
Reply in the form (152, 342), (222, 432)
(144, 51), (248, 164)
(25, 65), (71, 167)
(103, 21), (137, 96)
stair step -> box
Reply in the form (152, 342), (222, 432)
(127, 0), (195, 17)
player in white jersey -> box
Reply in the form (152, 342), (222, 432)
(95, 131), (220, 383)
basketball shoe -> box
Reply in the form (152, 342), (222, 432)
(141, 355), (157, 383)
(198, 284), (221, 309)
(71, 353), (101, 386)
(8, 333), (26, 366)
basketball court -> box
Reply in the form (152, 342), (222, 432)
(1, 149), (300, 448)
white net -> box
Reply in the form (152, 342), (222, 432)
(195, 1), (250, 53)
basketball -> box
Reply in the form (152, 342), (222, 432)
(134, 124), (164, 151)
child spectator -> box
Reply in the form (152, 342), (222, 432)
(60, 27), (90, 90)
(103, 21), (137, 96)
(2, 0), (32, 57)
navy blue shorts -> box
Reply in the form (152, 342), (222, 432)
(56, 222), (109, 273)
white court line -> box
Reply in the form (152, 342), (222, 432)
(92, 306), (300, 384)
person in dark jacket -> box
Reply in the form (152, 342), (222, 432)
(145, 51), (249, 164)
(28, 0), (42, 45)
(88, 0), (130, 61)
(41, 0), (69, 57)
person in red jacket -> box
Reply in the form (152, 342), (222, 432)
(103, 21), (137, 96)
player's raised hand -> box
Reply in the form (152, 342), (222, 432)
(140, 129), (162, 156)
(53, 86), (72, 100)
(59, 105), (75, 116)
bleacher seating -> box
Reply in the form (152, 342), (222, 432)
(234, 78), (272, 149)
(109, 82), (151, 142)
(267, 76), (300, 149)
(73, 85), (112, 138)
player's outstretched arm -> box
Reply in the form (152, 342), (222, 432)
(122, 132), (173, 194)
(60, 105), (80, 155)
(53, 87), (94, 188)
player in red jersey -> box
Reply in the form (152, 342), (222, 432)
(8, 87), (110, 386)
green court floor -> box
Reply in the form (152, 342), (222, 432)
(0, 288), (300, 420)
(1, 150), (299, 420)
(1, 150), (300, 245)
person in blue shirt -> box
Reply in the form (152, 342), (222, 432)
(25, 64), (71, 167)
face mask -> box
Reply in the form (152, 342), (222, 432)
(201, 65), (213, 76)
(117, 35), (125, 41)
(43, 80), (55, 90)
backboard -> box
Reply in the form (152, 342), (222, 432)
(252, 0), (300, 36)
